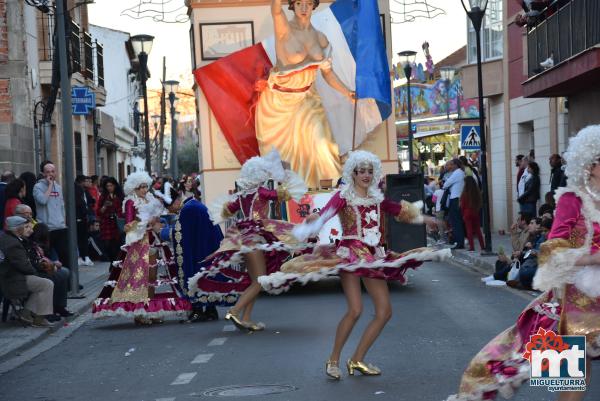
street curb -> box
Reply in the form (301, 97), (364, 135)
(449, 249), (496, 275)
(0, 272), (107, 366)
(447, 250), (540, 301)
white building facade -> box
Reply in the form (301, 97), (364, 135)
(89, 24), (142, 181)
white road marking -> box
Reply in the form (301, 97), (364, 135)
(170, 372), (197, 385)
(222, 324), (236, 332)
(208, 337), (227, 346)
(156, 398), (175, 401)
(191, 353), (214, 364)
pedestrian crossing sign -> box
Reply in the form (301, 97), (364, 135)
(460, 125), (481, 150)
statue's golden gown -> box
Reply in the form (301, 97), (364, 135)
(255, 60), (341, 189)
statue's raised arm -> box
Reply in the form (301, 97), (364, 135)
(271, 0), (290, 40)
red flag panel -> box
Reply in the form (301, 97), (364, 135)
(193, 44), (273, 164)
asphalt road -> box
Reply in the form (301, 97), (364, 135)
(1, 261), (599, 401)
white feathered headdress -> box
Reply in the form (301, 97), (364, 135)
(564, 125), (600, 190)
(339, 150), (384, 204)
(236, 148), (285, 191)
(123, 171), (152, 196)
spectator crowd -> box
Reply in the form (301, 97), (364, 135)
(0, 161), (201, 327)
(425, 150), (567, 290)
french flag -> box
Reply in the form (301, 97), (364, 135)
(194, 0), (391, 164)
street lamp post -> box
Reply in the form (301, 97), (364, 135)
(461, 0), (492, 253)
(440, 67), (456, 120)
(151, 114), (160, 173)
(131, 34), (154, 174)
(398, 50), (417, 172)
(164, 80), (179, 179)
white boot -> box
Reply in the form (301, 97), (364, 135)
(84, 256), (94, 266)
(78, 257), (85, 266)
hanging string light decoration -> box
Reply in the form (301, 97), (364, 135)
(121, 0), (189, 23)
(390, 0), (446, 24)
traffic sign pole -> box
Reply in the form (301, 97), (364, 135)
(56, 0), (82, 296)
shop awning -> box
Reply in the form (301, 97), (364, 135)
(413, 121), (455, 139)
(414, 128), (454, 139)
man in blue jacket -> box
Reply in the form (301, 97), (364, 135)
(172, 183), (224, 322)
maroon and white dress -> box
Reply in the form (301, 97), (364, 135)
(93, 193), (191, 318)
(187, 186), (312, 306)
(258, 189), (450, 293)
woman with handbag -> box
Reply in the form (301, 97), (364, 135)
(97, 177), (124, 268)
(447, 125), (600, 401)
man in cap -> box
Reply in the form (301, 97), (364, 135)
(0, 216), (55, 327)
(14, 203), (37, 226)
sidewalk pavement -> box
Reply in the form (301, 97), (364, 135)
(0, 261), (109, 364)
(450, 233), (513, 276)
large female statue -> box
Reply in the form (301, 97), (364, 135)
(255, 0), (355, 189)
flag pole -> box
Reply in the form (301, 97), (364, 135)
(351, 96), (358, 150)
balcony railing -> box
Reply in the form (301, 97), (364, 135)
(38, 13), (54, 61)
(527, 0), (600, 77)
(96, 41), (105, 88)
(70, 20), (81, 75)
(38, 12), (104, 86)
(82, 31), (94, 80)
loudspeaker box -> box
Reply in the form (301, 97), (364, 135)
(384, 173), (426, 253)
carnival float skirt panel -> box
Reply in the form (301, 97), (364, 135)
(187, 218), (314, 306)
(256, 64), (341, 189)
(93, 232), (191, 318)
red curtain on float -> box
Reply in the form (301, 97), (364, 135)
(193, 44), (273, 164)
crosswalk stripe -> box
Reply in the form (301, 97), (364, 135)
(170, 372), (197, 385)
(222, 324), (236, 332)
(208, 337), (227, 346)
(191, 353), (214, 364)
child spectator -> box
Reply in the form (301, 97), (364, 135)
(508, 217), (552, 289)
(484, 213), (533, 283)
(538, 191), (555, 217)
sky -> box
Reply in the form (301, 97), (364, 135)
(88, 0), (467, 90)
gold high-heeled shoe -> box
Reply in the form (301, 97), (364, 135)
(224, 310), (247, 331)
(244, 320), (266, 332)
(325, 360), (341, 380)
(134, 316), (153, 326)
(346, 360), (381, 376)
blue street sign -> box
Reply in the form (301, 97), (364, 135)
(71, 86), (96, 115)
(460, 124), (481, 150)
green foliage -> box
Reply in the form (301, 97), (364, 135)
(177, 138), (199, 175)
